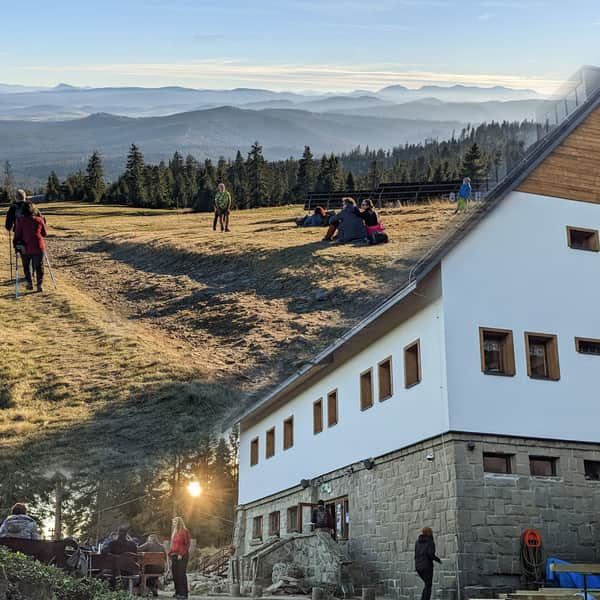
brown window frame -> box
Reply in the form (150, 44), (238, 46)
(283, 416), (294, 450)
(529, 455), (558, 477)
(525, 332), (560, 381)
(360, 368), (374, 411)
(483, 452), (513, 474)
(250, 437), (259, 467)
(252, 515), (263, 540)
(378, 356), (393, 401)
(265, 428), (275, 459)
(479, 327), (516, 376)
(404, 339), (422, 388)
(313, 399), (323, 435)
(327, 390), (338, 427)
(286, 505), (300, 533)
(268, 511), (280, 537)
(575, 337), (600, 356)
(566, 226), (600, 252)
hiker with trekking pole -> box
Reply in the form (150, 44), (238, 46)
(14, 201), (49, 294)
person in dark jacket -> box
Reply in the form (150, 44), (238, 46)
(14, 201), (47, 292)
(311, 500), (333, 536)
(323, 197), (366, 243)
(414, 527), (441, 600)
(139, 534), (167, 597)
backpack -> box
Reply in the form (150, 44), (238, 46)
(368, 231), (389, 245)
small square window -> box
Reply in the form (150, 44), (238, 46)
(567, 226), (600, 252)
(404, 340), (421, 388)
(283, 416), (294, 450)
(360, 369), (373, 411)
(378, 357), (393, 401)
(250, 437), (259, 467)
(327, 390), (338, 427)
(530, 456), (557, 476)
(483, 452), (512, 474)
(266, 428), (275, 459)
(575, 338), (600, 356)
(252, 516), (263, 540)
(287, 506), (299, 533)
(268, 511), (280, 537)
(584, 460), (600, 480)
(479, 328), (515, 376)
(313, 399), (323, 434)
(525, 332), (560, 380)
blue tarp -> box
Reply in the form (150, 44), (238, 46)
(547, 558), (600, 593)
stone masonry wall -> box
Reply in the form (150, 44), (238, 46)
(235, 433), (600, 600)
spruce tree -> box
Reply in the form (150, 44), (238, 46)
(345, 171), (355, 191)
(125, 143), (147, 206)
(84, 151), (105, 203)
(246, 141), (268, 208)
(46, 171), (60, 201)
(461, 142), (486, 180)
(293, 145), (315, 201)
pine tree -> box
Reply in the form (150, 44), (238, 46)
(228, 150), (247, 209)
(84, 151), (105, 203)
(3, 161), (15, 202)
(46, 171), (60, 201)
(246, 141), (268, 208)
(125, 144), (147, 206)
(345, 171), (355, 191)
(461, 142), (486, 180)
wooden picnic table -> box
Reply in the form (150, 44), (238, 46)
(550, 563), (600, 599)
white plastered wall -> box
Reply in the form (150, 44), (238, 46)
(442, 191), (600, 441)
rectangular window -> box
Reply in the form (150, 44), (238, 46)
(479, 328), (516, 376)
(283, 416), (294, 450)
(530, 456), (558, 477)
(584, 460), (600, 480)
(286, 506), (299, 533)
(575, 337), (600, 356)
(250, 437), (259, 467)
(313, 399), (323, 434)
(252, 516), (263, 540)
(360, 369), (373, 411)
(268, 511), (280, 537)
(525, 332), (560, 380)
(327, 390), (338, 427)
(567, 226), (600, 252)
(266, 428), (275, 459)
(325, 496), (349, 540)
(483, 452), (512, 474)
(378, 357), (393, 401)
(404, 340), (421, 388)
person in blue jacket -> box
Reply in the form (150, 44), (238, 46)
(455, 177), (471, 213)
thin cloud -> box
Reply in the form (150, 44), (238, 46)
(21, 61), (563, 93)
(477, 13), (494, 21)
(192, 34), (225, 41)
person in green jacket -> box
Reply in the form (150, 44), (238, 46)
(213, 183), (232, 232)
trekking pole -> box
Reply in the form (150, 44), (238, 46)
(15, 250), (19, 299)
(44, 251), (57, 289)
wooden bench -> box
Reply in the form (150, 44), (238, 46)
(0, 537), (78, 567)
(88, 552), (141, 593)
(550, 562), (600, 599)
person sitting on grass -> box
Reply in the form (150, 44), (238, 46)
(322, 197), (366, 243)
(297, 205), (328, 227)
(0, 503), (40, 539)
(359, 198), (388, 244)
(14, 201), (47, 292)
(213, 182), (232, 232)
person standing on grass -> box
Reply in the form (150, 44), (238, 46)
(14, 201), (47, 292)
(213, 182), (232, 232)
(414, 527), (442, 600)
(170, 516), (191, 599)
(455, 177), (471, 213)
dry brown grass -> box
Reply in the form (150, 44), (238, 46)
(0, 201), (458, 472)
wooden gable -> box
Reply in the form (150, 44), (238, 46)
(517, 105), (600, 204)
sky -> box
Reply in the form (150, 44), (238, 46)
(0, 0), (599, 93)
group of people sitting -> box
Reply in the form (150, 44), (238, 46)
(0, 503), (192, 599)
(298, 197), (389, 245)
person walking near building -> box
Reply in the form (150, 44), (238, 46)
(0, 503), (40, 539)
(414, 527), (441, 600)
(213, 183), (232, 232)
(14, 201), (47, 292)
(455, 177), (471, 213)
(311, 500), (333, 536)
(170, 516), (191, 599)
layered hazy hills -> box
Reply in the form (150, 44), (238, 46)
(0, 82), (546, 184)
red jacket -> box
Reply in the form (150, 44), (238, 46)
(170, 528), (191, 556)
(15, 215), (46, 255)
